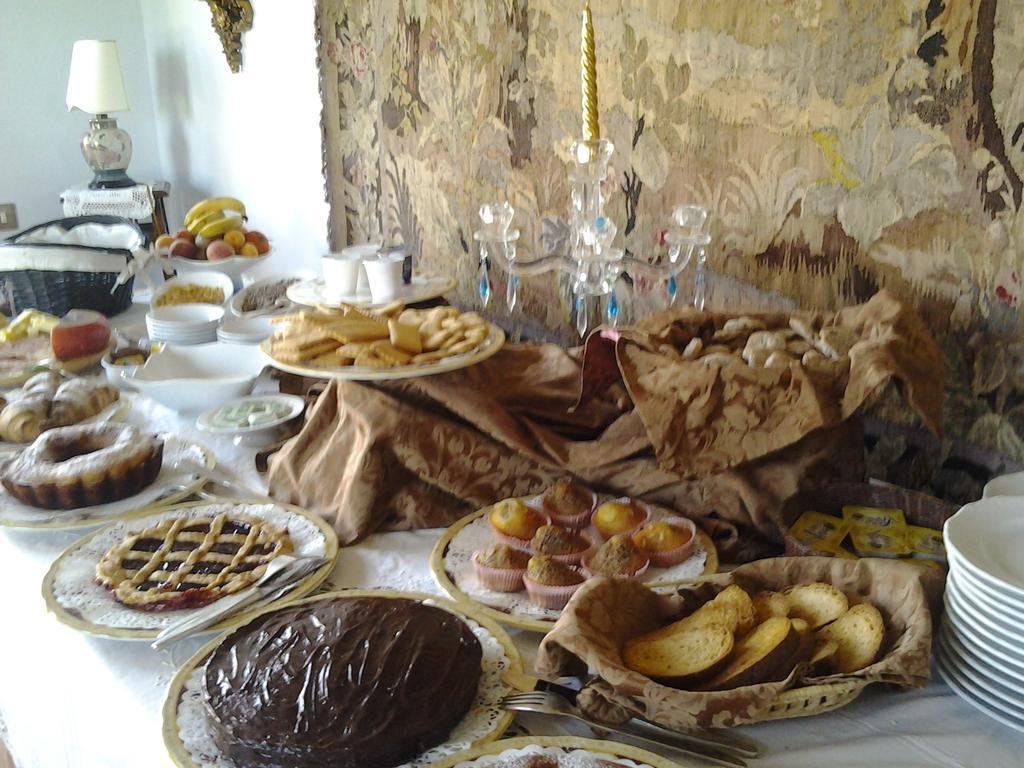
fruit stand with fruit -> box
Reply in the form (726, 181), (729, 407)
(154, 196), (269, 261)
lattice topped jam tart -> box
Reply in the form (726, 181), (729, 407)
(95, 513), (292, 610)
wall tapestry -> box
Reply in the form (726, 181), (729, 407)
(316, 0), (1024, 493)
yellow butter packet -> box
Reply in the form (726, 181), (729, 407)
(850, 526), (910, 558)
(905, 525), (946, 562)
(842, 505), (905, 531)
(789, 511), (849, 550)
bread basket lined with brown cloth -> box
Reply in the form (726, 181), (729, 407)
(267, 291), (941, 552)
(536, 556), (941, 729)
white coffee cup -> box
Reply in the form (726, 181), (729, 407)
(342, 244), (380, 292)
(321, 252), (363, 297)
(363, 253), (405, 302)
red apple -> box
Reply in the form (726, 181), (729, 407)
(174, 229), (195, 243)
(206, 239), (236, 260)
(168, 238), (198, 260)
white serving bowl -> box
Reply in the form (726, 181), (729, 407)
(151, 272), (234, 309)
(147, 303), (225, 326)
(163, 250), (272, 291)
(229, 270), (316, 316)
(101, 346), (157, 390)
(123, 342), (266, 413)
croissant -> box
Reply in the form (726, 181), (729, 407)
(46, 380), (119, 428)
(0, 394), (51, 443)
(22, 371), (63, 397)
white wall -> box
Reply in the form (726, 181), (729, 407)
(139, 0), (329, 272)
(0, 0), (163, 230)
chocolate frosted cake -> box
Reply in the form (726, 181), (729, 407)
(202, 596), (483, 768)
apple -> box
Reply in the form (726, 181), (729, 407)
(168, 238), (198, 260)
(154, 234), (175, 250)
(174, 229), (195, 243)
(206, 239), (236, 261)
(245, 230), (270, 254)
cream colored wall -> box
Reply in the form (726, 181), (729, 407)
(0, 0), (163, 230)
(139, 0), (330, 273)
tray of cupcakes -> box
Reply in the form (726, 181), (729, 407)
(430, 481), (717, 632)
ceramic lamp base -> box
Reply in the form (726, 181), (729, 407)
(88, 169), (136, 189)
(82, 115), (135, 189)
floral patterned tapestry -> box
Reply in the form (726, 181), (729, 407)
(316, 0), (1024, 491)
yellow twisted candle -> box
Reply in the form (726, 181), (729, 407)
(581, 2), (600, 140)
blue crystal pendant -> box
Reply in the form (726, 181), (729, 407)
(605, 290), (619, 325)
(666, 275), (678, 307)
(478, 257), (491, 308)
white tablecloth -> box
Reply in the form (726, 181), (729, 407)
(1, 372), (1023, 767)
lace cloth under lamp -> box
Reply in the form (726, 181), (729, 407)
(66, 40), (136, 189)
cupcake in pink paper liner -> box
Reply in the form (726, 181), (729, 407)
(581, 534), (650, 580)
(592, 498), (651, 541)
(523, 554), (586, 610)
(631, 516), (697, 567)
(471, 544), (529, 593)
(540, 480), (597, 530)
(530, 523), (593, 566)
(488, 497), (550, 551)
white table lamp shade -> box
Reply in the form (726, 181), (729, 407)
(66, 40), (130, 113)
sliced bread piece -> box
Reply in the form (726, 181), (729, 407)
(784, 582), (849, 629)
(816, 603), (884, 673)
(701, 617), (799, 690)
(623, 623), (735, 687)
(637, 585), (755, 644)
(753, 590), (790, 623)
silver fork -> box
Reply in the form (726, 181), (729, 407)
(151, 554), (329, 649)
(501, 690), (754, 768)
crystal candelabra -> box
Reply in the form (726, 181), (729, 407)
(473, 137), (712, 336)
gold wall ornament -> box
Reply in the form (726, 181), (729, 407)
(580, 1), (600, 140)
(205, 0), (253, 73)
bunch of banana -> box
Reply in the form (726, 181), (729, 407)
(183, 196), (247, 238)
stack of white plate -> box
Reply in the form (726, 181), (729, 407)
(938, 495), (1024, 733)
(217, 314), (274, 345)
(146, 304), (225, 345)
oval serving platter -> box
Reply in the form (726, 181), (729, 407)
(431, 504), (718, 633)
(162, 589), (521, 768)
(42, 499), (339, 640)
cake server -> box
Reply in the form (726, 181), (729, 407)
(501, 690), (752, 767)
(151, 554), (329, 649)
(501, 672), (760, 759)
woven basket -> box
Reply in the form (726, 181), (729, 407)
(0, 215), (143, 317)
(0, 268), (133, 317)
(763, 678), (868, 722)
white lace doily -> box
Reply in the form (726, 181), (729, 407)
(0, 436), (211, 528)
(174, 597), (513, 768)
(61, 185), (155, 219)
(451, 745), (655, 767)
(445, 513), (707, 622)
(48, 501), (329, 632)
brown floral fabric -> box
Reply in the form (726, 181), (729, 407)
(268, 294), (938, 550)
(537, 557), (940, 730)
(585, 290), (943, 477)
